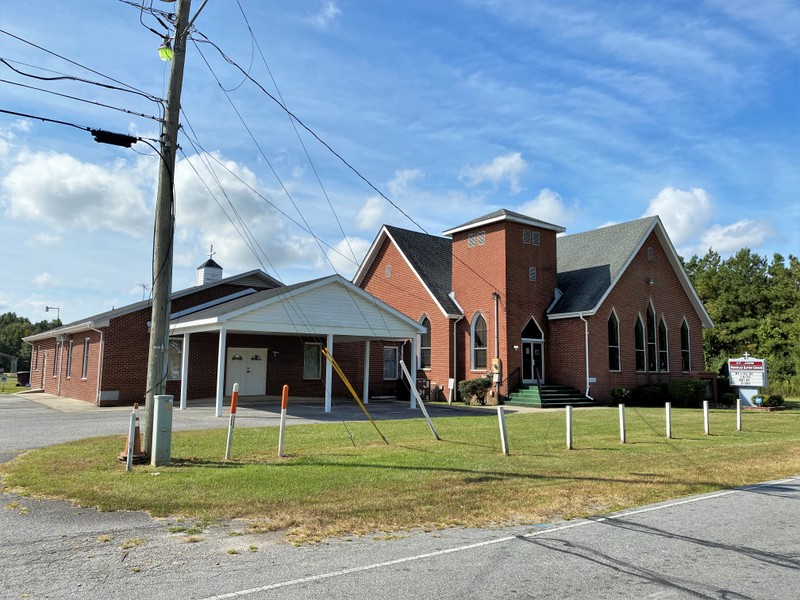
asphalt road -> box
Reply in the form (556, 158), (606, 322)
(1, 393), (798, 599)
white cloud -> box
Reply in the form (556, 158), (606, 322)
(459, 152), (527, 194)
(173, 152), (320, 276)
(643, 187), (714, 249)
(1, 150), (152, 236)
(517, 188), (573, 227)
(326, 237), (370, 278)
(700, 219), (774, 254)
(311, 2), (341, 29)
(356, 197), (386, 231)
(388, 169), (424, 196)
(33, 273), (57, 288)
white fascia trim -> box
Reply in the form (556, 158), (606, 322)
(23, 321), (98, 342)
(653, 223), (714, 328)
(443, 214), (566, 237)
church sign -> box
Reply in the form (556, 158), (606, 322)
(728, 356), (767, 388)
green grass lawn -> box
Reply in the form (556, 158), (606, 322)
(0, 374), (19, 394)
(2, 407), (799, 542)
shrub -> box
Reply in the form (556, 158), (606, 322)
(720, 392), (736, 406)
(763, 394), (784, 407)
(457, 377), (493, 405)
(667, 378), (707, 408)
(610, 388), (631, 405)
(630, 383), (667, 407)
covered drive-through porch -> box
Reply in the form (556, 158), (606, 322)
(167, 275), (426, 416)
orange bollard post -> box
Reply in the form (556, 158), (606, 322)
(225, 383), (239, 460)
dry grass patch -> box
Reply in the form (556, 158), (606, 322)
(1, 409), (798, 542)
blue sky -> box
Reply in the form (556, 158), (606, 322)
(1, 0), (798, 324)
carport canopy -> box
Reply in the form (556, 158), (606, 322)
(168, 274), (426, 416)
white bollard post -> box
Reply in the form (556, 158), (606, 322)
(619, 404), (626, 444)
(566, 405), (573, 450)
(703, 400), (710, 435)
(278, 385), (289, 458)
(225, 383), (239, 460)
(125, 407), (136, 472)
(665, 402), (672, 439)
(736, 397), (742, 432)
(497, 406), (509, 456)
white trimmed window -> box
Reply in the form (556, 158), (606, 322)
(471, 314), (488, 370)
(66, 340), (74, 378)
(419, 317), (431, 369)
(658, 317), (668, 371)
(303, 343), (322, 380)
(681, 319), (691, 372)
(528, 266), (537, 281)
(646, 303), (657, 372)
(53, 343), (59, 377)
(167, 338), (183, 380)
(383, 346), (398, 380)
(608, 311), (620, 371)
(634, 317), (645, 372)
(81, 338), (90, 379)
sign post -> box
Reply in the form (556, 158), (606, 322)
(728, 354), (767, 407)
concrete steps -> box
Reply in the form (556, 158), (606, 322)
(505, 384), (594, 408)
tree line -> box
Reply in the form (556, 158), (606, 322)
(684, 249), (800, 395)
(0, 313), (60, 371)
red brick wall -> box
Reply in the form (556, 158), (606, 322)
(360, 236), (454, 398)
(558, 230), (707, 402)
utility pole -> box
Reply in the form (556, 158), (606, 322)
(142, 0), (193, 455)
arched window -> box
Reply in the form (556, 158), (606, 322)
(419, 316), (431, 369)
(646, 303), (657, 372)
(634, 316), (645, 372)
(658, 317), (668, 371)
(681, 319), (691, 372)
(471, 314), (487, 370)
(608, 311), (620, 371)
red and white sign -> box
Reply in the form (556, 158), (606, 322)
(728, 356), (766, 388)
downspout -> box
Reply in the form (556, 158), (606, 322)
(452, 316), (464, 403)
(88, 327), (105, 405)
(578, 313), (593, 401)
(492, 292), (500, 399)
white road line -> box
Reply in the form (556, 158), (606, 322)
(198, 477), (797, 600)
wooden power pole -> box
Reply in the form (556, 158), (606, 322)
(142, 0), (193, 455)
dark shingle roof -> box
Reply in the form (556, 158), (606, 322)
(550, 217), (657, 314)
(25, 269), (283, 340)
(384, 226), (461, 316)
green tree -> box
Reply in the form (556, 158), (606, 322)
(0, 312), (61, 370)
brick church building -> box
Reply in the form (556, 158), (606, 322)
(354, 209), (713, 405)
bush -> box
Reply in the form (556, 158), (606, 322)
(610, 388), (631, 405)
(667, 378), (707, 408)
(457, 377), (493, 405)
(630, 383), (667, 407)
(720, 392), (736, 406)
(763, 394), (784, 407)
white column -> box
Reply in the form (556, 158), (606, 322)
(325, 333), (334, 413)
(215, 327), (227, 417)
(362, 340), (370, 405)
(179, 333), (190, 410)
(408, 337), (417, 409)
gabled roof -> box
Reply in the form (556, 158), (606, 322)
(23, 269), (283, 342)
(198, 258), (222, 269)
(549, 216), (713, 327)
(442, 208), (565, 237)
(353, 225), (461, 318)
(169, 274), (426, 339)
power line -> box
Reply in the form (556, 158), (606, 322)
(0, 78), (163, 122)
(0, 29), (159, 102)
